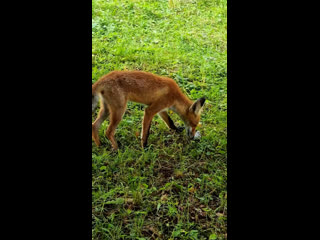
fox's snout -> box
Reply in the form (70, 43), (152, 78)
(186, 126), (201, 140)
(186, 127), (195, 140)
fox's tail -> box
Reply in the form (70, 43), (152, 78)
(92, 93), (99, 113)
(92, 83), (101, 113)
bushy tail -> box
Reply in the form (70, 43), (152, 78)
(92, 93), (99, 113)
(92, 83), (101, 113)
(92, 80), (107, 113)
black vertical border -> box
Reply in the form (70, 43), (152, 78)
(88, 0), (93, 238)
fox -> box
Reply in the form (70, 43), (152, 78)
(92, 70), (206, 150)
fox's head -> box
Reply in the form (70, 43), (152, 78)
(185, 97), (206, 139)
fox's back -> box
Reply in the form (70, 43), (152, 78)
(93, 71), (181, 105)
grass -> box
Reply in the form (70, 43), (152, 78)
(92, 0), (227, 239)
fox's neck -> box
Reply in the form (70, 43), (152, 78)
(170, 92), (193, 122)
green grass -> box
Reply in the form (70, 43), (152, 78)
(92, 0), (227, 239)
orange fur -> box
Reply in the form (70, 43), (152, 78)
(92, 70), (205, 150)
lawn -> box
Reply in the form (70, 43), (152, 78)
(92, 0), (227, 239)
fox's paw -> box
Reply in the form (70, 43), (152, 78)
(116, 140), (122, 149)
(142, 143), (148, 149)
(142, 142), (153, 151)
(176, 127), (184, 133)
(93, 139), (101, 147)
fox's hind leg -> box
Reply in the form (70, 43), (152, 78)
(92, 101), (109, 146)
(105, 104), (127, 151)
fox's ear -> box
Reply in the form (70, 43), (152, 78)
(189, 97), (206, 115)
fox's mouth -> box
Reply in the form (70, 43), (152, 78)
(186, 127), (195, 139)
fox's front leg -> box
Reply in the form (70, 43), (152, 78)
(142, 104), (167, 148)
(141, 112), (153, 148)
(158, 111), (184, 133)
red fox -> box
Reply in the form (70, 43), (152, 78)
(92, 71), (206, 150)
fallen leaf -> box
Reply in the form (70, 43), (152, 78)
(161, 194), (168, 201)
(216, 213), (224, 217)
(125, 198), (134, 203)
(188, 187), (196, 193)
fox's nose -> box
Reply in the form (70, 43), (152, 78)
(188, 131), (194, 139)
(186, 127), (194, 139)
